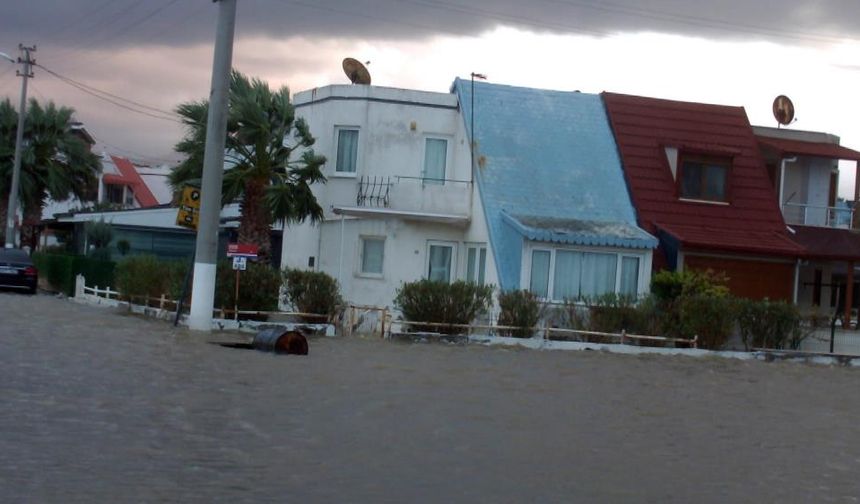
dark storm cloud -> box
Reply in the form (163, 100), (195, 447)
(3, 0), (860, 53)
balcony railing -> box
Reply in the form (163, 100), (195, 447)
(355, 174), (472, 216)
(783, 202), (854, 229)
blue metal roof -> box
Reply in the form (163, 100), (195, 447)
(453, 79), (655, 291)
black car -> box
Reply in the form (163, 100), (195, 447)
(0, 248), (38, 294)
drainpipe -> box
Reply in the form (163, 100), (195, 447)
(338, 213), (345, 286)
(779, 157), (797, 215)
(792, 258), (801, 305)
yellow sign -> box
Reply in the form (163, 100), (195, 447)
(176, 186), (201, 230)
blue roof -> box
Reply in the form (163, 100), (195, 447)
(453, 79), (656, 291)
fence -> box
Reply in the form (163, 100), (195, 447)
(75, 274), (332, 324)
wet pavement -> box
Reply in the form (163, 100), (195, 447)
(2, 292), (860, 503)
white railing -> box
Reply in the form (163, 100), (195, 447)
(782, 202), (853, 229)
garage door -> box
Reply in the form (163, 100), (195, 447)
(684, 255), (794, 301)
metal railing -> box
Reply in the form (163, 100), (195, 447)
(782, 202), (853, 229)
(356, 175), (392, 207)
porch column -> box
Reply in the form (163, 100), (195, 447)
(854, 161), (860, 229)
(845, 261), (854, 329)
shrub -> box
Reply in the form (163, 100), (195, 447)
(586, 293), (654, 335)
(115, 255), (184, 302)
(394, 279), (493, 334)
(32, 252), (115, 296)
(282, 268), (343, 320)
(736, 298), (805, 351)
(85, 218), (113, 260)
(674, 294), (736, 350)
(497, 290), (541, 338)
(651, 269), (729, 302)
(216, 261), (282, 314)
(116, 239), (131, 256)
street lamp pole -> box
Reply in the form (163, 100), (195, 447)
(4, 44), (35, 249)
(469, 72), (486, 181)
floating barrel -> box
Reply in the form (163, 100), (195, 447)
(253, 328), (309, 355)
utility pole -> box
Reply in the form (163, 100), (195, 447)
(4, 44), (35, 249)
(187, 0), (237, 331)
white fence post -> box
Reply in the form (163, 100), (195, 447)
(74, 274), (85, 298)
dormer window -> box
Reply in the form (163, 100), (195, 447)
(679, 154), (730, 203)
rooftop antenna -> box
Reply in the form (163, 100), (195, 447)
(342, 58), (371, 85)
(772, 95), (796, 129)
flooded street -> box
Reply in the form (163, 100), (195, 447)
(2, 293), (860, 503)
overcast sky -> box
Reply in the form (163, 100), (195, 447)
(2, 0), (860, 194)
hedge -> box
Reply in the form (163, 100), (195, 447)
(32, 253), (116, 296)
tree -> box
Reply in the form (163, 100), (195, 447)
(0, 98), (100, 248)
(169, 71), (326, 260)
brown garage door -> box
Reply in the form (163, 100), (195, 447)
(684, 255), (794, 301)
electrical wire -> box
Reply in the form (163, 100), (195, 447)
(35, 63), (180, 119)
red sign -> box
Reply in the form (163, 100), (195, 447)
(227, 243), (259, 258)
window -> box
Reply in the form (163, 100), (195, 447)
(529, 247), (643, 301)
(530, 250), (551, 298)
(466, 245), (487, 285)
(423, 138), (448, 185)
(335, 128), (359, 173)
(679, 155), (730, 202)
(428, 242), (455, 283)
(105, 184), (124, 205)
(619, 257), (640, 296)
(124, 188), (135, 207)
(360, 237), (385, 276)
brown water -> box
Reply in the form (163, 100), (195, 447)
(2, 292), (859, 503)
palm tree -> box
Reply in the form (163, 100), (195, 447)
(0, 98), (100, 248)
(169, 71), (326, 261)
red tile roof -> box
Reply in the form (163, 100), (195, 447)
(757, 136), (860, 162)
(602, 92), (803, 258)
(790, 225), (860, 261)
(105, 155), (159, 207)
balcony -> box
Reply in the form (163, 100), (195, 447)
(783, 202), (854, 229)
(332, 175), (472, 226)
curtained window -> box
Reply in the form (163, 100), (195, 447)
(336, 128), (359, 173)
(423, 138), (447, 184)
(428, 244), (454, 283)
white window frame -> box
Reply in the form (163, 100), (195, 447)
(357, 235), (385, 279)
(524, 243), (647, 302)
(333, 126), (360, 177)
(465, 243), (488, 285)
(421, 135), (451, 185)
(427, 240), (458, 283)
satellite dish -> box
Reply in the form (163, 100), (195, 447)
(772, 95), (795, 126)
(342, 58), (371, 85)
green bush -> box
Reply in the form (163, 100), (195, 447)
(32, 252), (115, 296)
(650, 270), (734, 350)
(216, 261), (281, 314)
(394, 279), (493, 334)
(115, 255), (184, 302)
(651, 269), (729, 302)
(586, 293), (654, 335)
(736, 298), (805, 351)
(282, 268), (343, 320)
(497, 290), (541, 338)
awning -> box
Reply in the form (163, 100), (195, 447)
(331, 206), (470, 226)
(502, 212), (657, 249)
(757, 136), (860, 162)
(790, 225), (860, 262)
(657, 222), (803, 257)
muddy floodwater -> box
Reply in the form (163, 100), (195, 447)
(2, 293), (860, 503)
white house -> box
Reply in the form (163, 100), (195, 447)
(282, 84), (497, 308)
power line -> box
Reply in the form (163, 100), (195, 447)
(35, 62), (180, 120)
(75, 0), (185, 53)
(90, 131), (178, 165)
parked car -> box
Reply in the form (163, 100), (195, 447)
(0, 248), (38, 294)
